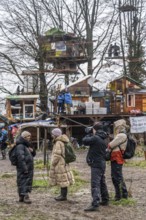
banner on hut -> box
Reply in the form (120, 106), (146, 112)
(130, 116), (146, 133)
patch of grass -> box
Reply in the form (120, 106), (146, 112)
(33, 179), (49, 188)
(111, 198), (136, 206)
(135, 146), (144, 157)
(124, 160), (146, 168)
(1, 173), (15, 178)
(34, 159), (50, 170)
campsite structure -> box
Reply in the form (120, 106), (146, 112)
(37, 28), (88, 84)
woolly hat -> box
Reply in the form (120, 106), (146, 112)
(93, 122), (103, 131)
(114, 119), (129, 129)
(21, 131), (31, 139)
(51, 128), (62, 137)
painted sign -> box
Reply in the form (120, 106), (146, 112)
(130, 116), (146, 133)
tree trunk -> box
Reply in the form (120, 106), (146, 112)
(39, 60), (48, 112)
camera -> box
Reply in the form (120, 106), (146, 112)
(85, 126), (93, 134)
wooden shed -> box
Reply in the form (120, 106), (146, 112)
(5, 94), (39, 122)
(102, 75), (146, 114)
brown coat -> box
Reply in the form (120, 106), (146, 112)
(49, 134), (75, 187)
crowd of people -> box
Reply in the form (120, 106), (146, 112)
(0, 118), (132, 211)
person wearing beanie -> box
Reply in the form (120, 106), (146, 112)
(51, 128), (62, 137)
(14, 130), (36, 204)
(108, 119), (128, 201)
(49, 128), (74, 201)
(82, 122), (109, 211)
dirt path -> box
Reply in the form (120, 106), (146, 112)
(0, 150), (146, 220)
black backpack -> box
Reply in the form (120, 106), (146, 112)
(62, 142), (76, 164)
(9, 145), (17, 166)
(120, 136), (137, 159)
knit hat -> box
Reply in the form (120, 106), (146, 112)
(114, 119), (129, 129)
(21, 131), (31, 139)
(51, 128), (62, 137)
(93, 122), (103, 131)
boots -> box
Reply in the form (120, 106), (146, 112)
(23, 194), (32, 204)
(84, 205), (99, 212)
(55, 195), (67, 201)
(19, 195), (24, 202)
(100, 201), (109, 206)
(55, 187), (67, 201)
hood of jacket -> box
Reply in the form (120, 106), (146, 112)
(95, 130), (108, 139)
(55, 134), (70, 143)
(114, 119), (129, 133)
(16, 136), (30, 147)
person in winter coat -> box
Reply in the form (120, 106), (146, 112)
(82, 122), (109, 212)
(15, 131), (36, 204)
(108, 119), (128, 201)
(57, 92), (65, 114)
(49, 128), (74, 201)
(64, 91), (72, 114)
(0, 126), (8, 159)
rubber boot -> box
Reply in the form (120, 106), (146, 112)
(55, 187), (67, 201)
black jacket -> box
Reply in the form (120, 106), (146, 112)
(82, 130), (108, 168)
(16, 136), (35, 172)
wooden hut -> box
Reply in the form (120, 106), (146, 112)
(98, 75), (146, 114)
(5, 94), (39, 122)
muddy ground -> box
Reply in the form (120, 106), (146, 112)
(0, 149), (146, 220)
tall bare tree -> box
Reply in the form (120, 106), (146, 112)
(42, 0), (118, 76)
(119, 0), (146, 82)
(0, 0), (56, 111)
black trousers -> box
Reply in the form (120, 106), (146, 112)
(91, 166), (109, 207)
(111, 161), (128, 199)
(58, 103), (64, 113)
(61, 187), (68, 198)
(17, 169), (33, 196)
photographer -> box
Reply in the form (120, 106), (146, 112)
(82, 122), (109, 212)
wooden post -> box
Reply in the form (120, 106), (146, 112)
(43, 128), (47, 165)
(37, 127), (39, 150)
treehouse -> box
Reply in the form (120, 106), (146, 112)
(5, 94), (39, 122)
(99, 75), (146, 114)
(119, 4), (137, 12)
(37, 28), (88, 74)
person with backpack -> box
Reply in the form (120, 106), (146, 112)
(0, 126), (8, 160)
(82, 122), (109, 212)
(49, 128), (74, 201)
(14, 131), (36, 204)
(108, 119), (128, 201)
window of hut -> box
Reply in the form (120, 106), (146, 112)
(127, 94), (135, 107)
